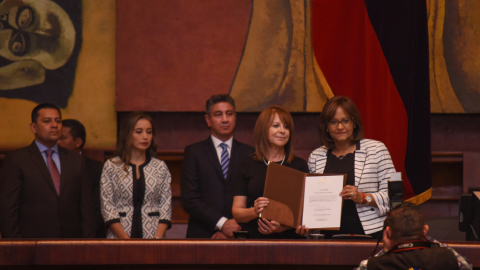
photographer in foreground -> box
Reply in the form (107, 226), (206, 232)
(355, 202), (472, 270)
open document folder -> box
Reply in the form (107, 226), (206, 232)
(261, 162), (346, 230)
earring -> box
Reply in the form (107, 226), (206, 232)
(326, 128), (329, 133)
(354, 124), (356, 128)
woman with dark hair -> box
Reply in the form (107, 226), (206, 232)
(297, 96), (395, 239)
(101, 112), (172, 239)
(232, 105), (308, 239)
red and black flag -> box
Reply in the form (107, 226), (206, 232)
(311, 0), (431, 203)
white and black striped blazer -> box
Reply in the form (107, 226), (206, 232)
(308, 139), (395, 234)
(101, 157), (172, 239)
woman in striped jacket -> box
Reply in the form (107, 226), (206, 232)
(298, 96), (396, 239)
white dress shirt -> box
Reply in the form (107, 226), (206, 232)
(210, 135), (233, 231)
(211, 135), (233, 163)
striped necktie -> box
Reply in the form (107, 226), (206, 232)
(45, 149), (61, 195)
(220, 143), (229, 179)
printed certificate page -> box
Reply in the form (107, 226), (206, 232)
(302, 175), (344, 229)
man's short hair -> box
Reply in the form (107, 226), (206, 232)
(62, 119), (87, 149)
(205, 94), (235, 116)
(31, 103), (62, 124)
(385, 202), (425, 242)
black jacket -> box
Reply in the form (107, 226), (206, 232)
(180, 137), (254, 238)
(0, 141), (96, 238)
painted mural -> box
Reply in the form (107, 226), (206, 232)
(0, 0), (116, 149)
(428, 0), (480, 113)
(116, 0), (332, 112)
(0, 0), (81, 107)
(230, 0), (333, 112)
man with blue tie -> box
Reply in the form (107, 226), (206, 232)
(181, 94), (254, 239)
(0, 103), (95, 238)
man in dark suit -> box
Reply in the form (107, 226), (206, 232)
(0, 103), (95, 238)
(58, 119), (106, 238)
(181, 94), (254, 239)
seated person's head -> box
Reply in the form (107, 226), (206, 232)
(30, 103), (62, 148)
(58, 119), (86, 152)
(383, 202), (429, 250)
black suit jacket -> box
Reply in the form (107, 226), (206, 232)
(84, 156), (106, 238)
(0, 141), (96, 238)
(181, 137), (254, 238)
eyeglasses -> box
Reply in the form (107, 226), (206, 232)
(328, 118), (353, 127)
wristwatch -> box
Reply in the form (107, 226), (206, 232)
(366, 194), (372, 203)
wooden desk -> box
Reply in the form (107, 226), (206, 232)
(1, 239), (479, 269)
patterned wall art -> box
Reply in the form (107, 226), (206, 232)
(116, 0), (332, 112)
(428, 0), (480, 113)
(0, 0), (81, 107)
(230, 0), (333, 112)
(0, 0), (116, 148)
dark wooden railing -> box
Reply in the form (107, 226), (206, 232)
(0, 239), (479, 269)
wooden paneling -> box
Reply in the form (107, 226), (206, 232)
(420, 200), (459, 220)
(430, 114), (480, 211)
(463, 152), (480, 193)
(428, 152), (463, 219)
(0, 240), (478, 269)
(0, 241), (36, 265)
(431, 114), (480, 153)
(431, 153), (463, 201)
